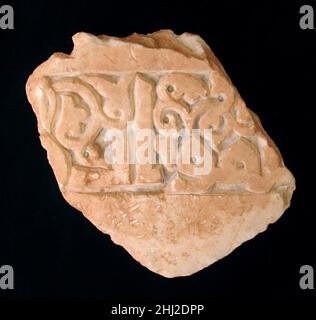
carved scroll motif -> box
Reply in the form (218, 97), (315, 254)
(37, 71), (284, 194)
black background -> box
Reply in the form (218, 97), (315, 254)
(0, 0), (315, 315)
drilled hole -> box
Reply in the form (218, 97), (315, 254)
(167, 85), (174, 93)
(163, 116), (169, 124)
(218, 95), (224, 102)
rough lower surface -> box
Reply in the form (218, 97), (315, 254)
(26, 30), (295, 277)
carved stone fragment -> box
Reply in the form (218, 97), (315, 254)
(26, 30), (295, 277)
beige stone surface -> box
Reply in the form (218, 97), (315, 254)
(26, 30), (295, 277)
